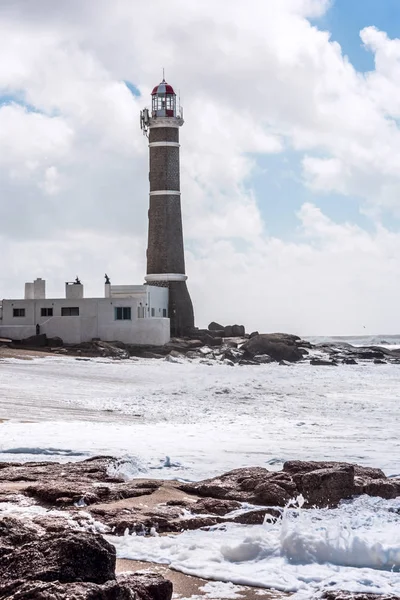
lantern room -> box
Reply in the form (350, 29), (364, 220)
(151, 79), (177, 117)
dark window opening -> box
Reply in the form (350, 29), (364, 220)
(61, 307), (79, 316)
(115, 307), (131, 320)
(151, 308), (155, 317)
(163, 309), (167, 318)
(41, 308), (53, 317)
(13, 308), (25, 317)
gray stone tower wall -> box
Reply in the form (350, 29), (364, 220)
(146, 123), (194, 336)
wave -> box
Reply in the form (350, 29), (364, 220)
(109, 495), (400, 597)
(0, 447), (87, 456)
(305, 334), (400, 347)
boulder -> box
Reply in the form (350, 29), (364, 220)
(20, 334), (48, 347)
(231, 324), (245, 337)
(181, 461), (399, 510)
(0, 580), (137, 599)
(200, 333), (222, 347)
(295, 465), (355, 507)
(47, 336), (63, 348)
(242, 333), (305, 362)
(224, 325), (233, 337)
(0, 530), (116, 584)
(208, 321), (224, 331)
(249, 331), (259, 339)
(118, 572), (173, 600)
(186, 339), (204, 348)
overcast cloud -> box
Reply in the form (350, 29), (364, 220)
(0, 0), (400, 335)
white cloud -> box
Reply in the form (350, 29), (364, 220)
(0, 0), (400, 334)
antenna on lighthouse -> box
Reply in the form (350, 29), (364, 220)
(162, 67), (165, 80)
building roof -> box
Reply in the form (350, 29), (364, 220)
(151, 79), (175, 96)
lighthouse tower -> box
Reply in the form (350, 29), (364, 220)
(140, 78), (194, 336)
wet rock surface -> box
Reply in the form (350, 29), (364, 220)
(0, 457), (398, 599)
(0, 511), (172, 599)
(7, 328), (400, 366)
(181, 461), (400, 508)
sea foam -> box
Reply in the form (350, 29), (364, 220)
(109, 495), (400, 597)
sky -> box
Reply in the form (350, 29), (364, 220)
(0, 0), (400, 336)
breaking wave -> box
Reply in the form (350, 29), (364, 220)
(109, 495), (400, 597)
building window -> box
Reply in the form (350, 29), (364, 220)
(115, 307), (131, 321)
(61, 307), (79, 316)
(138, 306), (145, 318)
(163, 309), (167, 317)
(13, 308), (25, 318)
(151, 308), (155, 317)
(41, 308), (53, 317)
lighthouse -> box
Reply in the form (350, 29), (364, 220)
(140, 78), (194, 337)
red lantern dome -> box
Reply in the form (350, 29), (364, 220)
(151, 79), (176, 118)
(151, 80), (176, 96)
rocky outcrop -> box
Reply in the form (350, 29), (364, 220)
(241, 333), (306, 363)
(180, 460), (400, 508)
(0, 457), (398, 539)
(0, 530), (115, 585)
(0, 513), (172, 600)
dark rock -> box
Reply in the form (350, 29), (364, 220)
(142, 352), (164, 359)
(223, 340), (238, 348)
(310, 359), (337, 366)
(342, 357), (357, 364)
(0, 569), (172, 600)
(47, 336), (63, 348)
(242, 333), (305, 362)
(374, 358), (387, 364)
(190, 498), (241, 516)
(357, 477), (400, 499)
(249, 331), (259, 338)
(208, 322), (224, 331)
(224, 325), (233, 337)
(118, 572), (173, 600)
(20, 334), (48, 347)
(0, 579), (137, 599)
(180, 467), (293, 507)
(295, 465), (355, 507)
(186, 339), (203, 348)
(231, 324), (245, 337)
(0, 530), (115, 584)
(181, 461), (396, 511)
(283, 461), (385, 479)
(200, 333), (222, 347)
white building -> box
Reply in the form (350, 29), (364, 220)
(0, 277), (170, 346)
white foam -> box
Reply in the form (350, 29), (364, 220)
(0, 356), (399, 477)
(109, 496), (400, 598)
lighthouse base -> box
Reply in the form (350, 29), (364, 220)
(145, 280), (194, 337)
(169, 281), (195, 337)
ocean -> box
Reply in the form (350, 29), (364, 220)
(0, 339), (399, 597)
